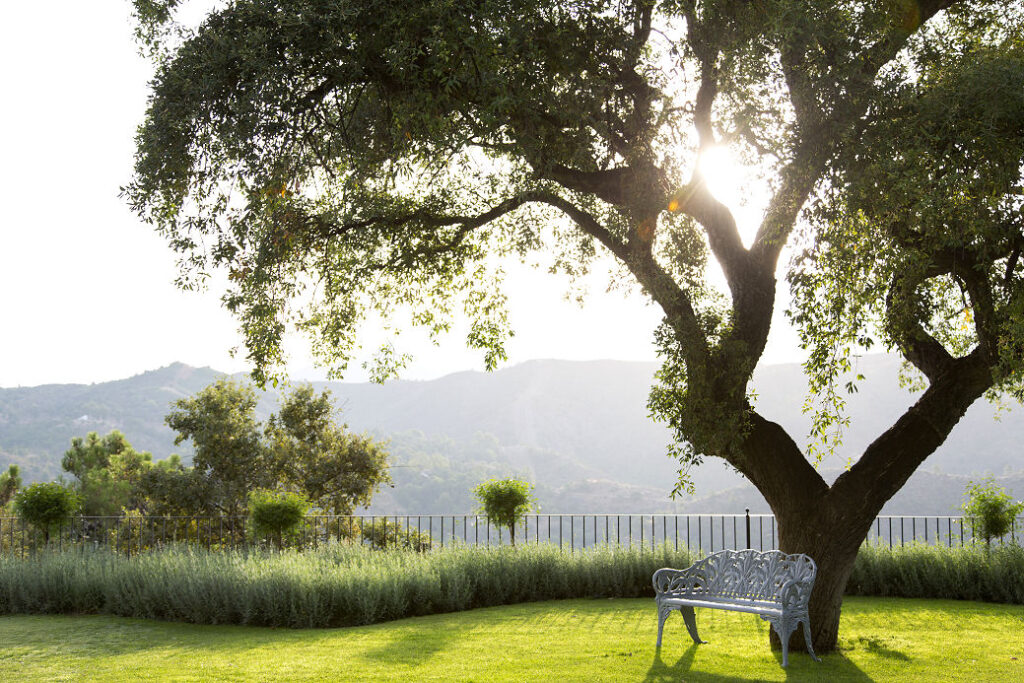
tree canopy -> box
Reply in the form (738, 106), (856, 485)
(63, 431), (153, 516)
(129, 0), (1024, 651)
(144, 379), (391, 516)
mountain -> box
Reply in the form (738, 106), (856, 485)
(1, 355), (1021, 512)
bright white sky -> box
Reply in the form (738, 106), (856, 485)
(0, 1), (803, 389)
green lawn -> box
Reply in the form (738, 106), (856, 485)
(1, 597), (1021, 681)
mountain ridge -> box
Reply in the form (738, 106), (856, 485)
(1, 355), (1021, 513)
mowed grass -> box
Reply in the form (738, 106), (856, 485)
(1, 597), (1022, 682)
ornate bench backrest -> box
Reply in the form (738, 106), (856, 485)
(660, 549), (816, 603)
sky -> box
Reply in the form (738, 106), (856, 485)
(0, 1), (803, 389)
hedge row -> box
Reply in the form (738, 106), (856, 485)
(1, 542), (1020, 628)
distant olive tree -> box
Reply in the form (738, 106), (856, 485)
(961, 479), (1024, 551)
(13, 483), (79, 544)
(474, 478), (536, 546)
(0, 465), (21, 509)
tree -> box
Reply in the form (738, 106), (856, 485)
(163, 379), (271, 517)
(474, 478), (536, 546)
(13, 483), (79, 544)
(128, 0), (1024, 652)
(265, 384), (391, 515)
(960, 478), (1024, 550)
(0, 465), (21, 509)
(147, 380), (390, 518)
(248, 488), (310, 549)
(62, 431), (153, 515)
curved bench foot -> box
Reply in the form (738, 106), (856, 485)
(680, 606), (707, 644)
(802, 620), (821, 662)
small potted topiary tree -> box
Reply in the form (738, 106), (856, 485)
(473, 477), (536, 546)
(247, 489), (310, 550)
(13, 482), (79, 546)
(960, 478), (1024, 552)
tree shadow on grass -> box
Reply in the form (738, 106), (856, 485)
(357, 620), (468, 667)
(644, 645), (879, 682)
(842, 636), (910, 662)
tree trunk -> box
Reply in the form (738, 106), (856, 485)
(766, 501), (875, 654)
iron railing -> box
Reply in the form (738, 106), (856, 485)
(0, 512), (1019, 556)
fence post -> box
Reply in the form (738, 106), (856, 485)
(745, 509), (751, 550)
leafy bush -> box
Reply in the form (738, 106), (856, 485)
(848, 543), (1024, 603)
(248, 490), (309, 549)
(474, 478), (536, 545)
(0, 543), (690, 627)
(360, 518), (432, 551)
(959, 478), (1024, 550)
(12, 483), (79, 543)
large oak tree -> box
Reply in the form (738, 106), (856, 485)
(128, 0), (1024, 651)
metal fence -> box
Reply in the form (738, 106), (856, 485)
(0, 511), (1020, 556)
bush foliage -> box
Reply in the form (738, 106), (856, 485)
(959, 478), (1024, 549)
(474, 478), (535, 545)
(1, 542), (1022, 628)
(0, 543), (688, 627)
(847, 543), (1024, 604)
(12, 483), (78, 542)
(248, 489), (310, 549)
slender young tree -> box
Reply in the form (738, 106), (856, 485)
(128, 0), (1024, 651)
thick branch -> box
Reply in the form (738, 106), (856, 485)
(731, 410), (829, 511)
(678, 181), (750, 298)
(538, 166), (640, 206)
(830, 347), (993, 518)
(884, 273), (954, 382)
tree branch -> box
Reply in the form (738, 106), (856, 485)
(533, 193), (710, 363)
(830, 347), (993, 518)
(730, 409), (830, 511)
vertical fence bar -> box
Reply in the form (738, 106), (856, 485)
(745, 509), (751, 550)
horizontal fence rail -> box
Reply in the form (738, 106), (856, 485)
(0, 512), (1020, 556)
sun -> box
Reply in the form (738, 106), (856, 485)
(695, 145), (766, 247)
(697, 145), (742, 202)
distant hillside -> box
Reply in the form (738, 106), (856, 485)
(1, 355), (1021, 512)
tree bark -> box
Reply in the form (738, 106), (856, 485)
(767, 497), (875, 654)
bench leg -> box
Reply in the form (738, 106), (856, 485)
(769, 618), (797, 667)
(801, 619), (821, 662)
(656, 603), (672, 647)
(680, 606), (706, 645)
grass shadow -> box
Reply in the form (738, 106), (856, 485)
(644, 643), (879, 682)
(644, 644), (698, 683)
(357, 616), (470, 667)
(782, 652), (877, 682)
(842, 636), (911, 662)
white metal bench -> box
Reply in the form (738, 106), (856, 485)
(653, 549), (821, 667)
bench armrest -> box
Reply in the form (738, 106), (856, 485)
(777, 578), (814, 612)
(653, 566), (701, 596)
